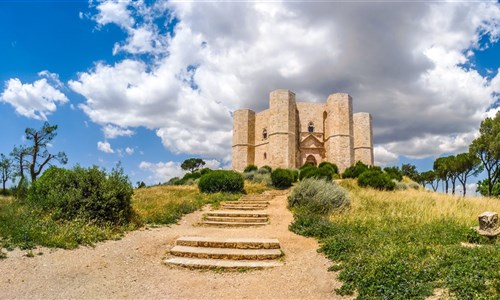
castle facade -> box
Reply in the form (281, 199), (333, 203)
(232, 89), (374, 172)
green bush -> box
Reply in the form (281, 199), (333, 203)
(198, 170), (244, 193)
(290, 169), (299, 182)
(244, 164), (258, 172)
(299, 165), (318, 180)
(299, 165), (335, 181)
(358, 170), (396, 191)
(384, 166), (403, 181)
(271, 168), (293, 189)
(243, 171), (256, 181)
(27, 165), (133, 225)
(394, 181), (408, 190)
(342, 161), (369, 178)
(288, 178), (349, 214)
(318, 161), (339, 174)
(259, 165), (272, 174)
(253, 173), (272, 185)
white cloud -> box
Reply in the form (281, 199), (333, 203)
(374, 146), (399, 167)
(72, 1), (500, 163)
(97, 141), (114, 153)
(1, 75), (68, 120)
(125, 147), (134, 155)
(102, 124), (134, 139)
(139, 161), (185, 183)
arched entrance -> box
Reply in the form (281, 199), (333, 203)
(305, 155), (317, 166)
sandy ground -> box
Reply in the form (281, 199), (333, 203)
(0, 192), (350, 299)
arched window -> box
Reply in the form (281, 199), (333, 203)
(308, 122), (314, 133)
(262, 128), (268, 139)
(264, 152), (267, 160)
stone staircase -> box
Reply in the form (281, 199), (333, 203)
(203, 194), (273, 226)
(164, 236), (283, 269)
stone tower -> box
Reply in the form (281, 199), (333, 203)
(232, 89), (373, 172)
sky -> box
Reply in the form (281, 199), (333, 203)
(0, 0), (499, 191)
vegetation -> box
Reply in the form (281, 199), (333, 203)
(27, 165), (133, 225)
(288, 178), (349, 214)
(299, 163), (337, 181)
(357, 169), (396, 191)
(180, 158), (206, 173)
(342, 161), (370, 179)
(290, 179), (500, 299)
(271, 168), (293, 189)
(198, 170), (244, 193)
(244, 164), (258, 172)
(0, 154), (12, 195)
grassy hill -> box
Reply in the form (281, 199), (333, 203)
(291, 179), (500, 299)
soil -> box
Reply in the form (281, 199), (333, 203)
(0, 192), (350, 299)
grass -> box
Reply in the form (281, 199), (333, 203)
(0, 181), (272, 252)
(290, 179), (500, 299)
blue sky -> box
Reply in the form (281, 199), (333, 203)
(0, 1), (499, 191)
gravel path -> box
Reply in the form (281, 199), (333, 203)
(0, 192), (349, 299)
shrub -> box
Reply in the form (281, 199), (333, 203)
(318, 161), (339, 174)
(257, 167), (270, 174)
(299, 165), (318, 180)
(358, 170), (396, 191)
(300, 165), (334, 181)
(271, 168), (293, 189)
(27, 165), (133, 225)
(290, 169), (299, 182)
(342, 161), (369, 179)
(199, 168), (212, 175)
(300, 163), (315, 170)
(243, 171), (256, 181)
(408, 182), (420, 190)
(394, 181), (408, 190)
(198, 170), (244, 193)
(253, 173), (272, 185)
(288, 178), (349, 214)
(260, 165), (272, 173)
(384, 166), (403, 181)
(244, 164), (258, 172)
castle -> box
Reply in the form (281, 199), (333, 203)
(232, 89), (374, 172)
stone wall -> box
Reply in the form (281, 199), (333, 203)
(325, 93), (354, 172)
(232, 109), (255, 172)
(254, 109), (270, 167)
(268, 90), (297, 169)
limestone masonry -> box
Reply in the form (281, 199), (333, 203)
(232, 89), (374, 172)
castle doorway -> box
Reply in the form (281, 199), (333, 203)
(305, 155), (317, 166)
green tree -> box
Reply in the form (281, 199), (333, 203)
(419, 170), (437, 191)
(434, 157), (450, 194)
(181, 158), (206, 173)
(24, 122), (68, 182)
(10, 145), (30, 188)
(0, 154), (12, 195)
(455, 152), (482, 196)
(401, 163), (419, 181)
(469, 111), (500, 196)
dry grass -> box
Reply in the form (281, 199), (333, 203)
(336, 179), (500, 226)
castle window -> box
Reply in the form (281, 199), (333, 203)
(264, 152), (267, 160)
(263, 128), (268, 139)
(308, 122), (314, 133)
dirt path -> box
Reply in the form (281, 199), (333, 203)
(0, 192), (349, 299)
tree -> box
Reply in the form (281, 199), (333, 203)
(181, 158), (205, 173)
(10, 145), (30, 187)
(401, 163), (419, 181)
(469, 111), (500, 196)
(0, 154), (12, 195)
(24, 122), (68, 182)
(419, 170), (437, 191)
(455, 152), (482, 196)
(434, 157), (450, 194)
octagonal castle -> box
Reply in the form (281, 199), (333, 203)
(232, 89), (374, 172)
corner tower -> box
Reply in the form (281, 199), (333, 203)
(268, 90), (298, 169)
(353, 112), (374, 165)
(325, 93), (354, 172)
(232, 109), (255, 172)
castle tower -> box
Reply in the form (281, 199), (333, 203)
(268, 90), (298, 169)
(325, 93), (354, 172)
(232, 109), (256, 172)
(353, 112), (374, 165)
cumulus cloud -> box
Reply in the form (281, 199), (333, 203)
(1, 72), (68, 120)
(72, 1), (500, 163)
(139, 161), (185, 183)
(374, 146), (398, 167)
(102, 124), (134, 139)
(97, 141), (114, 153)
(125, 147), (134, 155)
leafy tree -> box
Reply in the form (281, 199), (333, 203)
(469, 111), (500, 197)
(477, 179), (500, 197)
(434, 157), (450, 193)
(445, 155), (460, 195)
(181, 158), (206, 173)
(383, 166), (403, 181)
(136, 181), (146, 188)
(0, 154), (12, 195)
(455, 152), (482, 196)
(24, 122), (67, 182)
(10, 145), (30, 186)
(401, 163), (419, 181)
(419, 170), (437, 191)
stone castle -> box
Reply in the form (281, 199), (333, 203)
(232, 89), (374, 172)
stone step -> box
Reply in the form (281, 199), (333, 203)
(164, 257), (283, 269)
(236, 200), (270, 204)
(220, 206), (268, 211)
(204, 216), (269, 223)
(222, 202), (268, 207)
(175, 236), (280, 249)
(170, 246), (282, 260)
(205, 211), (268, 218)
(203, 221), (268, 227)
(240, 196), (271, 200)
